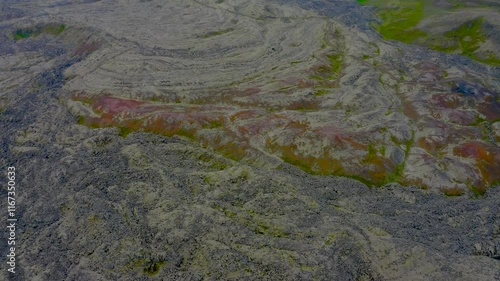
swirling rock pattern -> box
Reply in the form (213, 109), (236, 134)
(58, 0), (500, 193)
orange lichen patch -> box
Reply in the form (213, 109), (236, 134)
(440, 187), (465, 197)
(477, 157), (500, 185)
(454, 141), (494, 162)
(453, 141), (500, 189)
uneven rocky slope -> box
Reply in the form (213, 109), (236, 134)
(0, 0), (499, 280)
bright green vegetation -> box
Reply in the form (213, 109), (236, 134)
(77, 115), (85, 125)
(13, 24), (65, 41)
(386, 132), (414, 184)
(376, 2), (426, 44)
(206, 119), (224, 129)
(144, 261), (166, 276)
(357, 0), (426, 43)
(313, 89), (329, 96)
(42, 24), (66, 35)
(307, 28), (345, 96)
(126, 258), (166, 276)
(308, 52), (343, 92)
(324, 234), (335, 245)
(13, 29), (33, 40)
(326, 54), (342, 75)
(118, 126), (134, 138)
(431, 17), (500, 65)
(357, 0), (500, 66)
(438, 18), (485, 55)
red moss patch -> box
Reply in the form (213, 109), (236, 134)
(431, 94), (461, 109)
(478, 102), (500, 122)
(453, 141), (500, 191)
(402, 100), (420, 120)
(94, 96), (145, 114)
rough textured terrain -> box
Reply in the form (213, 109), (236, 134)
(0, 0), (499, 280)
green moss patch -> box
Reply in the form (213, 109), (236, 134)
(144, 261), (166, 276)
(358, 1), (500, 66)
(359, 0), (426, 43)
(13, 24), (65, 41)
(430, 17), (499, 65)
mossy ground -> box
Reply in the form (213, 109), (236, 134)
(126, 258), (166, 276)
(13, 24), (65, 40)
(357, 0), (500, 66)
